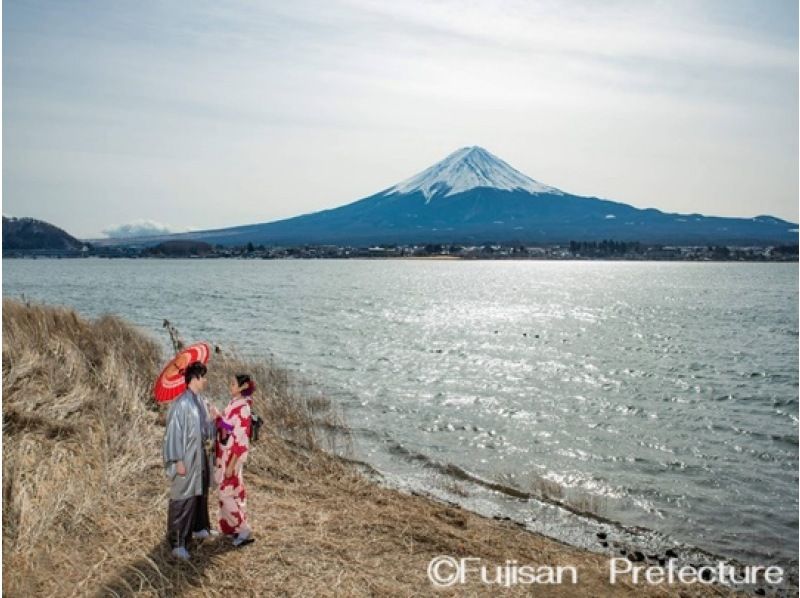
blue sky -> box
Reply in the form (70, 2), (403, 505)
(3, 0), (798, 238)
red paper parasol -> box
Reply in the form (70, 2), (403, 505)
(153, 342), (211, 403)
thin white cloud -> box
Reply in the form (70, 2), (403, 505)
(343, 0), (796, 69)
(102, 220), (183, 239)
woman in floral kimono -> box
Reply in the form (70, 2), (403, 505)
(214, 374), (255, 546)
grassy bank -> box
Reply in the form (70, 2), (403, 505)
(2, 300), (733, 597)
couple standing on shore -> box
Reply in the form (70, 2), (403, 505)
(162, 361), (256, 560)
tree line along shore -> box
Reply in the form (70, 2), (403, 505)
(5, 238), (799, 261)
(2, 299), (740, 596)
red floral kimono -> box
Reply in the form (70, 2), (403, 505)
(214, 397), (252, 536)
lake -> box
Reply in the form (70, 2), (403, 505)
(4, 258), (797, 578)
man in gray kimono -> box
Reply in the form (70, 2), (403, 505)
(163, 361), (219, 560)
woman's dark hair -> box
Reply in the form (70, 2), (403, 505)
(236, 374), (255, 397)
(184, 361), (208, 385)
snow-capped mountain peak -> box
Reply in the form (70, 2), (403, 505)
(386, 146), (563, 201)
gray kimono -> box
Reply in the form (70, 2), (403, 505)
(162, 389), (216, 501)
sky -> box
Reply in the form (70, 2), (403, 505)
(3, 0), (798, 239)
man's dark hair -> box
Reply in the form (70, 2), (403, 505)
(184, 361), (208, 385)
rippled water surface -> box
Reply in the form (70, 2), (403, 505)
(4, 259), (797, 573)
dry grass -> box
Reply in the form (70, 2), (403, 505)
(2, 299), (737, 597)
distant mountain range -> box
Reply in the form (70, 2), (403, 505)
(3, 216), (86, 251)
(13, 148), (799, 249)
(104, 146), (794, 247)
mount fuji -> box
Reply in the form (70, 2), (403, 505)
(387, 146), (563, 200)
(140, 146), (797, 246)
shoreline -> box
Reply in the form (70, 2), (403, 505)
(4, 254), (798, 263)
(2, 299), (787, 596)
(336, 431), (796, 596)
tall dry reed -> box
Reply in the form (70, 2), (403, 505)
(2, 299), (342, 596)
